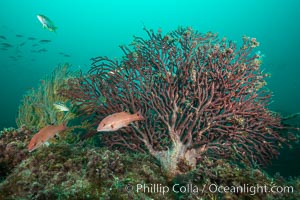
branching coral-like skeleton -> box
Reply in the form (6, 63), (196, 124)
(61, 27), (287, 178)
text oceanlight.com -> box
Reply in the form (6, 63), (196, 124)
(132, 183), (294, 195)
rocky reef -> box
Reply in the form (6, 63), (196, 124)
(0, 126), (300, 199)
(0, 126), (32, 181)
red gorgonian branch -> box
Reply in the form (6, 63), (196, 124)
(60, 27), (289, 178)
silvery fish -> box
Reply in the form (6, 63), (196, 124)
(53, 102), (69, 112)
(37, 14), (57, 32)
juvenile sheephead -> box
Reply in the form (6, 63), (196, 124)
(97, 111), (145, 132)
(28, 122), (67, 152)
(53, 102), (69, 112)
(37, 14), (57, 32)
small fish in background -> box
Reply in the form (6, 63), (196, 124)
(9, 56), (18, 61)
(9, 55), (16, 59)
(59, 52), (71, 57)
(32, 43), (39, 47)
(28, 37), (37, 40)
(53, 102), (69, 112)
(39, 39), (51, 43)
(37, 48), (47, 53)
(27, 37), (36, 40)
(0, 35), (7, 40)
(97, 111), (145, 132)
(31, 48), (47, 53)
(59, 52), (71, 58)
(19, 41), (26, 47)
(28, 122), (67, 152)
(37, 14), (57, 32)
(16, 34), (23, 38)
(1, 42), (12, 48)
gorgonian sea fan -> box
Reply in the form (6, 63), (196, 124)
(61, 27), (288, 178)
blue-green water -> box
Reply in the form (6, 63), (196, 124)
(0, 0), (299, 176)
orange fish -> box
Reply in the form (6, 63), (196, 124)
(97, 111), (145, 132)
(28, 123), (67, 152)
